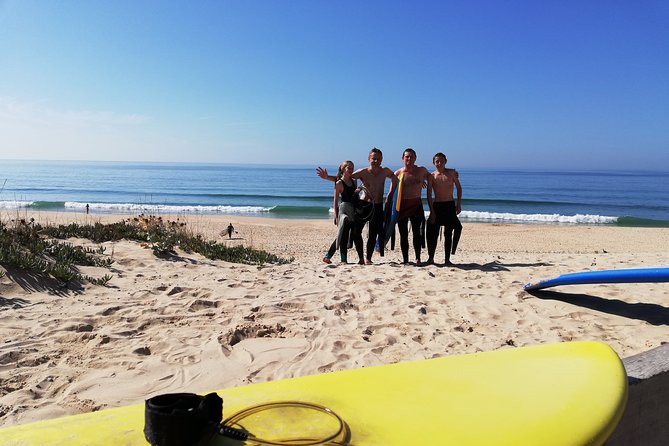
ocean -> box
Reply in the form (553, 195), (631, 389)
(1, 160), (668, 227)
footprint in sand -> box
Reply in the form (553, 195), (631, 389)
(188, 300), (220, 312)
(100, 306), (121, 316)
(65, 323), (94, 333)
(223, 323), (287, 347)
(132, 346), (151, 356)
(167, 286), (191, 296)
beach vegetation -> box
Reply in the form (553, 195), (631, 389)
(0, 218), (114, 286)
(0, 215), (290, 287)
(41, 214), (291, 264)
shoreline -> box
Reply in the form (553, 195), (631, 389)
(1, 211), (668, 427)
(5, 210), (666, 257)
(4, 206), (669, 228)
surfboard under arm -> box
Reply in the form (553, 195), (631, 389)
(383, 171), (403, 245)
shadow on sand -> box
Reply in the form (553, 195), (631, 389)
(441, 261), (553, 272)
(0, 296), (31, 308)
(527, 289), (669, 326)
(4, 269), (83, 296)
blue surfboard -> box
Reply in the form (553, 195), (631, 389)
(524, 267), (669, 291)
(383, 171), (404, 246)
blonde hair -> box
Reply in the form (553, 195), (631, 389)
(336, 160), (354, 182)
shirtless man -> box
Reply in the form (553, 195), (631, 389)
(394, 148), (430, 265)
(316, 148), (397, 263)
(426, 152), (462, 265)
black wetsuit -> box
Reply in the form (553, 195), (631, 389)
(325, 180), (364, 262)
(397, 197), (425, 264)
(353, 201), (383, 261)
(366, 203), (385, 260)
(340, 180), (358, 203)
(427, 201), (462, 263)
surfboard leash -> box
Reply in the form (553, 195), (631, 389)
(144, 392), (350, 445)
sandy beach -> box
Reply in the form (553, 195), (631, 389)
(1, 211), (668, 428)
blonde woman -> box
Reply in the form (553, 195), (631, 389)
(322, 160), (364, 264)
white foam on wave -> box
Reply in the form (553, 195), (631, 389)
(64, 202), (272, 214)
(1, 200), (618, 224)
(0, 200), (33, 209)
(332, 207), (617, 224)
(458, 210), (618, 224)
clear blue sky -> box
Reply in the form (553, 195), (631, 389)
(1, 0), (667, 170)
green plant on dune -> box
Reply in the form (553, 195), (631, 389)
(0, 218), (115, 285)
(0, 214), (291, 286)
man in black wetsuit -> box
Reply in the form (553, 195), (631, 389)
(394, 148), (430, 265)
(426, 152), (462, 265)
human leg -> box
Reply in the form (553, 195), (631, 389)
(426, 221), (439, 263)
(351, 223), (365, 264)
(443, 202), (462, 258)
(409, 212), (424, 264)
(443, 228), (453, 264)
(397, 218), (410, 263)
(366, 204), (384, 261)
(406, 200), (425, 265)
(339, 220), (351, 263)
(323, 239), (336, 263)
(451, 218), (463, 255)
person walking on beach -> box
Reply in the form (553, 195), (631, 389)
(322, 160), (365, 264)
(395, 148), (430, 266)
(227, 223), (234, 239)
(316, 148), (397, 263)
(426, 152), (462, 265)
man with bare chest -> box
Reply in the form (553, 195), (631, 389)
(317, 148), (397, 263)
(426, 152), (462, 265)
(395, 148), (430, 265)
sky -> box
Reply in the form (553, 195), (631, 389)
(1, 0), (668, 170)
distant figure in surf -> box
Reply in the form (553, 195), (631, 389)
(227, 223), (234, 239)
(85, 204), (89, 214)
(426, 152), (462, 265)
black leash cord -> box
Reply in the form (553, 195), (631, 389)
(221, 400), (346, 445)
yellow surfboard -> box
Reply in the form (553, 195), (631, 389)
(1, 341), (627, 446)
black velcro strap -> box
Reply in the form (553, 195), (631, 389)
(144, 392), (223, 446)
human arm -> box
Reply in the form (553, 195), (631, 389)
(333, 182), (342, 225)
(422, 166), (430, 189)
(427, 174), (435, 223)
(317, 167), (336, 182)
(454, 172), (462, 215)
(385, 169), (400, 206)
(351, 168), (365, 181)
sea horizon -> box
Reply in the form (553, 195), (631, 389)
(3, 157), (669, 174)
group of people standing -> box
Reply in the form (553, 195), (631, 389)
(316, 147), (462, 266)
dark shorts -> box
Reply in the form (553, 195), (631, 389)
(398, 197), (424, 222)
(432, 201), (461, 228)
